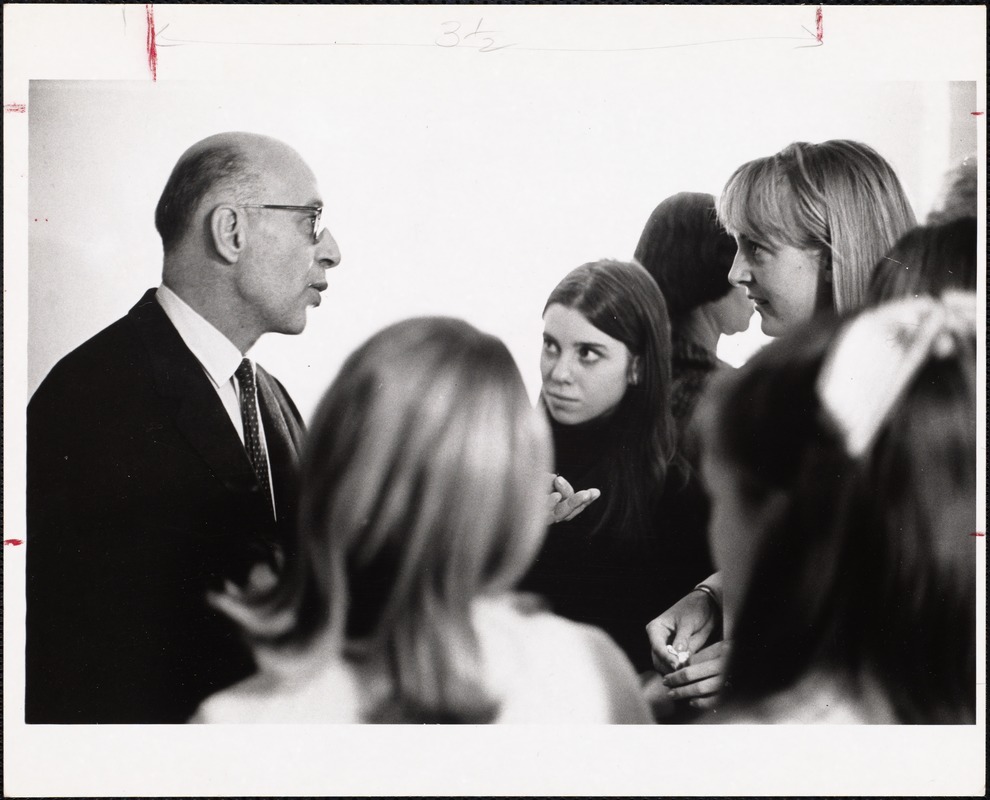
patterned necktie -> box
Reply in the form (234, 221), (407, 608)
(234, 358), (272, 501)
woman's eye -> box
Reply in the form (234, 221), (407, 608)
(578, 347), (602, 363)
(542, 338), (559, 355)
(748, 241), (767, 258)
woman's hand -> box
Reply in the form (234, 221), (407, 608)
(640, 671), (679, 721)
(546, 473), (600, 524)
(646, 588), (719, 674)
(660, 639), (732, 708)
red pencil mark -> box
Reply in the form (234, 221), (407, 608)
(815, 5), (824, 43)
(4, 539), (24, 546)
(972, 112), (984, 116)
(146, 4), (158, 81)
(4, 103), (26, 113)
(971, 532), (985, 537)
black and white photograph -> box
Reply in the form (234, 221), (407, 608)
(3, 4), (985, 796)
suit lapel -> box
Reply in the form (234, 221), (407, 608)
(128, 290), (266, 507)
(255, 367), (304, 527)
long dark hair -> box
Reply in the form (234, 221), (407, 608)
(867, 216), (977, 305)
(544, 259), (676, 539)
(701, 296), (977, 723)
(634, 192), (737, 320)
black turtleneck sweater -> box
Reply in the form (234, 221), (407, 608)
(518, 412), (713, 673)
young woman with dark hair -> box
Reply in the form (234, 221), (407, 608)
(634, 191), (753, 447)
(519, 259), (713, 674)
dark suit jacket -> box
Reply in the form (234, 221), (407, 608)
(26, 289), (306, 723)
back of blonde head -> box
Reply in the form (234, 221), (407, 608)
(244, 317), (552, 722)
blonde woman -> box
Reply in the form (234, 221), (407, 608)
(718, 139), (916, 336)
(648, 140), (918, 710)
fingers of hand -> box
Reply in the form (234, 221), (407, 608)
(641, 673), (679, 720)
(688, 696), (720, 709)
(553, 475), (575, 498)
(689, 639), (732, 665)
(666, 674), (724, 700)
(646, 618), (679, 674)
(559, 489), (600, 521)
(669, 597), (717, 653)
(662, 657), (723, 688)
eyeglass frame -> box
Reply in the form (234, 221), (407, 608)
(237, 204), (326, 243)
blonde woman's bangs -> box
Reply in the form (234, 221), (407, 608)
(719, 159), (815, 250)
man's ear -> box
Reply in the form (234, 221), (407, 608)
(210, 205), (246, 264)
(627, 355), (641, 386)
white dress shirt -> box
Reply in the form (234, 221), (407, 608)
(156, 284), (276, 515)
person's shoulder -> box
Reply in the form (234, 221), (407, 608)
(191, 670), (280, 724)
(475, 596), (652, 723)
(192, 656), (360, 723)
(30, 316), (144, 411)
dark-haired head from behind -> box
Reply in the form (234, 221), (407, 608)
(927, 154), (977, 225)
(698, 293), (977, 723)
(634, 192), (753, 436)
(634, 192), (738, 318)
(867, 217), (977, 306)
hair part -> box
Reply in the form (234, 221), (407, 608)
(544, 259), (676, 538)
(718, 140), (916, 314)
(633, 192), (737, 319)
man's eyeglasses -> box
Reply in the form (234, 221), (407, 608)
(238, 204), (326, 243)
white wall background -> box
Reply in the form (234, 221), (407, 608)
(27, 75), (977, 422)
(6, 6), (986, 798)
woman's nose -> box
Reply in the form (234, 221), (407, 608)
(728, 251), (751, 287)
(550, 354), (573, 383)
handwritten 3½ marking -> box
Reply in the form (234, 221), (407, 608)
(436, 19), (515, 52)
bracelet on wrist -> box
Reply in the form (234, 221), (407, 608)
(693, 583), (721, 612)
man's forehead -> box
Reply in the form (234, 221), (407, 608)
(256, 151), (321, 204)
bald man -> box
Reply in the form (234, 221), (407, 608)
(26, 133), (341, 723)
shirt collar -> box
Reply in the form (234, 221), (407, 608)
(156, 284), (244, 388)
(671, 332), (720, 369)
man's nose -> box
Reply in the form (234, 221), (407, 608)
(728, 251), (751, 287)
(316, 229), (341, 269)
